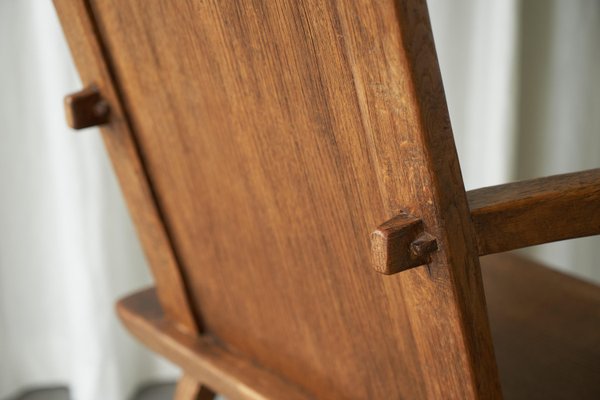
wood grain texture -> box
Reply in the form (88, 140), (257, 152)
(481, 254), (600, 400)
(64, 85), (110, 129)
(174, 375), (216, 400)
(117, 288), (313, 400)
(52, 0), (199, 333)
(83, 0), (502, 398)
(469, 169), (600, 255)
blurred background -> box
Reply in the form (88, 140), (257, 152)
(0, 0), (598, 399)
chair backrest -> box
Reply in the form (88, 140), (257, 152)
(55, 0), (505, 398)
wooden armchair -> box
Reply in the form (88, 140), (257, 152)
(54, 0), (600, 398)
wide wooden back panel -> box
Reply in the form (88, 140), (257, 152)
(82, 0), (500, 398)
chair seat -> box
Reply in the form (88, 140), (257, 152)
(482, 253), (600, 400)
(118, 253), (600, 399)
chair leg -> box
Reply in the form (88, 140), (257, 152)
(174, 374), (216, 400)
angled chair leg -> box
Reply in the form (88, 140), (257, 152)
(174, 375), (216, 400)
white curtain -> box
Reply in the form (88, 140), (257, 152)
(0, 1), (598, 399)
(512, 0), (600, 280)
(0, 2), (176, 400)
(429, 0), (520, 190)
(430, 0), (600, 282)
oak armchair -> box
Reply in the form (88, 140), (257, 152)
(55, 1), (600, 398)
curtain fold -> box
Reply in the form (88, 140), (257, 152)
(515, 0), (600, 281)
(429, 0), (519, 190)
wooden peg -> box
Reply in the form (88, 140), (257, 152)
(370, 212), (438, 275)
(410, 232), (438, 258)
(64, 85), (110, 129)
